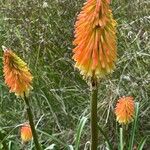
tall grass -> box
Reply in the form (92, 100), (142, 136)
(0, 0), (149, 149)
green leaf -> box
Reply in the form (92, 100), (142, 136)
(128, 102), (140, 150)
(74, 116), (87, 150)
(137, 136), (148, 150)
(37, 129), (67, 147)
(98, 125), (113, 150)
(119, 128), (123, 150)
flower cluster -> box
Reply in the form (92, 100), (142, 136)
(3, 46), (33, 97)
(73, 0), (117, 79)
(21, 123), (32, 143)
(115, 96), (135, 124)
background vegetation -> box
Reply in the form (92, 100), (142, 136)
(0, 0), (149, 149)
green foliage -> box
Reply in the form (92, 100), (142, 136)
(74, 116), (87, 150)
(0, 0), (149, 149)
(137, 136), (148, 150)
(128, 102), (140, 150)
(119, 128), (123, 150)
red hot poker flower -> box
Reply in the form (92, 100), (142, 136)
(115, 96), (135, 124)
(73, 0), (117, 79)
(21, 123), (32, 143)
(3, 46), (33, 97)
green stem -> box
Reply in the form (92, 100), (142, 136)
(90, 77), (98, 150)
(123, 124), (128, 149)
(23, 94), (42, 150)
(120, 128), (123, 150)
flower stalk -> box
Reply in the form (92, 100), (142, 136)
(72, 0), (117, 148)
(23, 93), (42, 150)
(91, 76), (98, 150)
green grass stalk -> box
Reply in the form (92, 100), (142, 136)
(119, 128), (123, 150)
(90, 77), (98, 150)
(128, 102), (139, 150)
(75, 116), (87, 150)
(23, 93), (42, 150)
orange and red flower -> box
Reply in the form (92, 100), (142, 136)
(3, 46), (33, 97)
(115, 96), (135, 124)
(73, 0), (117, 79)
(21, 123), (32, 143)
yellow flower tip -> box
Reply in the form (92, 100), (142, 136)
(72, 0), (117, 80)
(21, 123), (32, 143)
(115, 96), (135, 125)
(3, 47), (33, 97)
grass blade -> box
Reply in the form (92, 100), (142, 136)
(119, 128), (123, 150)
(137, 136), (148, 150)
(128, 102), (140, 150)
(37, 129), (67, 147)
(75, 116), (87, 150)
(98, 125), (113, 150)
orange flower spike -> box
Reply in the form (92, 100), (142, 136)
(73, 0), (117, 79)
(21, 123), (32, 143)
(115, 96), (135, 124)
(3, 46), (33, 97)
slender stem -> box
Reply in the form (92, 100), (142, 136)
(128, 102), (139, 150)
(23, 93), (42, 150)
(119, 128), (123, 150)
(90, 77), (98, 150)
(123, 124), (128, 149)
